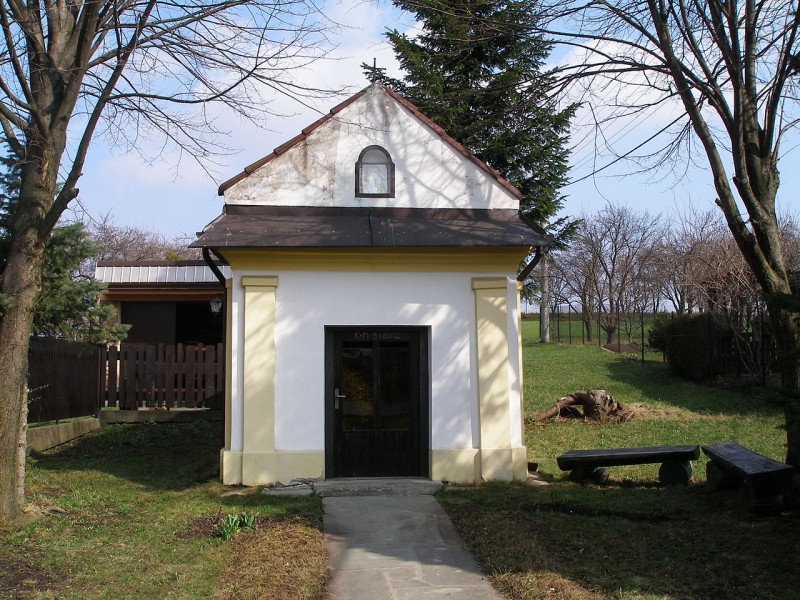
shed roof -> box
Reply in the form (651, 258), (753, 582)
(191, 206), (551, 249)
(95, 260), (230, 287)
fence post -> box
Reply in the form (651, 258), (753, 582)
(640, 310), (645, 364)
(760, 308), (767, 386)
(597, 311), (601, 347)
(165, 344), (176, 409)
(582, 306), (586, 345)
(568, 305), (573, 345)
(108, 346), (119, 407)
(556, 304), (560, 343)
(96, 346), (103, 417)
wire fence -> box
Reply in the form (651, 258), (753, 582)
(524, 304), (653, 360)
(523, 304), (777, 383)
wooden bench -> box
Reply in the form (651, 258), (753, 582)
(702, 441), (795, 514)
(556, 445), (700, 486)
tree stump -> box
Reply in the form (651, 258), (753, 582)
(535, 389), (633, 422)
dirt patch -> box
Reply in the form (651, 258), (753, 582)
(603, 342), (643, 354)
(214, 518), (328, 600)
(175, 514), (220, 540)
(0, 550), (61, 599)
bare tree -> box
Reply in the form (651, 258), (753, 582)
(657, 209), (800, 380)
(0, 0), (334, 523)
(538, 0), (800, 465)
(88, 213), (199, 262)
(554, 203), (662, 345)
(655, 209), (726, 315)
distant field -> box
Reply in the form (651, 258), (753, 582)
(522, 313), (661, 351)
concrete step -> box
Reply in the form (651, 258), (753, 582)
(265, 477), (444, 497)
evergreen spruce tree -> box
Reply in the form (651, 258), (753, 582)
(0, 152), (22, 316)
(0, 151), (128, 343)
(368, 0), (578, 248)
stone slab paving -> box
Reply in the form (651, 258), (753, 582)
(323, 495), (503, 600)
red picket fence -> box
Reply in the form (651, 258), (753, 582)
(100, 343), (224, 410)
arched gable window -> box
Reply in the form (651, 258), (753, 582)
(355, 145), (395, 197)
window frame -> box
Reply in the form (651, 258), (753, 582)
(355, 145), (395, 198)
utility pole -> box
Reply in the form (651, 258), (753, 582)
(539, 253), (550, 343)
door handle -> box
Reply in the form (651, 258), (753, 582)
(334, 388), (346, 410)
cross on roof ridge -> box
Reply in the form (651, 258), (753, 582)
(365, 58), (386, 82)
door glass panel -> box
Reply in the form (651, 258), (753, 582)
(341, 343), (374, 431)
(379, 342), (411, 430)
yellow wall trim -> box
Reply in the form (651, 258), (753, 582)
(471, 277), (509, 290)
(222, 248), (528, 273)
(242, 278), (278, 457)
(221, 449), (324, 485)
(221, 449), (242, 485)
(431, 448), (528, 483)
(472, 279), (512, 450)
(224, 448), (526, 486)
(431, 449), (481, 483)
(241, 275), (279, 288)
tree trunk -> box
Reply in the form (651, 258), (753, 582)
(0, 141), (58, 524)
(605, 325), (615, 345)
(0, 237), (45, 523)
(583, 286), (593, 342)
(540, 257), (550, 343)
(766, 301), (800, 467)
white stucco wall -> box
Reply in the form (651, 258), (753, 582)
(227, 270), (523, 455)
(223, 85), (519, 211)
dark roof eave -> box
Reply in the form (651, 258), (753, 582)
(190, 206), (549, 249)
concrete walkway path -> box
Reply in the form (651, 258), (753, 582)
(322, 485), (504, 599)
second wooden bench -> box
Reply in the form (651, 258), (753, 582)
(556, 445), (700, 485)
(702, 441), (795, 514)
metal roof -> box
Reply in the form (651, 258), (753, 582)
(94, 260), (230, 285)
(191, 206), (551, 249)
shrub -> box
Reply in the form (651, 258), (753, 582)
(662, 312), (733, 381)
(647, 312), (672, 352)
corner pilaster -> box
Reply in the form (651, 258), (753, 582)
(240, 276), (279, 485)
(472, 277), (527, 481)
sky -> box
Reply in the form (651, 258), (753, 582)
(68, 0), (800, 240)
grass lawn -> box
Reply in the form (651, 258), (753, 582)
(0, 422), (328, 599)
(3, 323), (796, 600)
(440, 325), (797, 600)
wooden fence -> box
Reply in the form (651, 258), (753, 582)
(28, 338), (101, 422)
(100, 343), (224, 410)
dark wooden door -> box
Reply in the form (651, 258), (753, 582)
(326, 329), (427, 478)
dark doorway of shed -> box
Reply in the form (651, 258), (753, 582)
(325, 327), (429, 478)
(120, 301), (223, 346)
